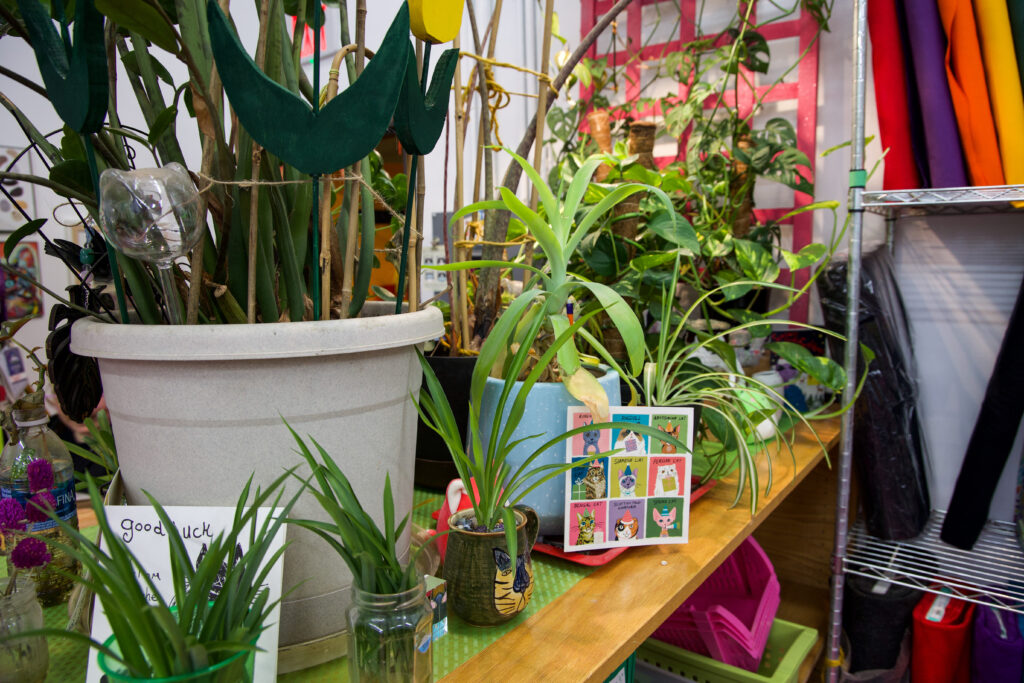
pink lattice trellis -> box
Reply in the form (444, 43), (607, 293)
(580, 0), (820, 322)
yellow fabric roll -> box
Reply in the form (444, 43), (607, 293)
(975, 0), (1024, 186)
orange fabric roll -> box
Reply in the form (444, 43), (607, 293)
(937, 0), (1004, 185)
(975, 0), (1024, 186)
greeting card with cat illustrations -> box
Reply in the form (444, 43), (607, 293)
(563, 406), (694, 551)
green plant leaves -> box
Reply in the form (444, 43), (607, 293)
(17, 0), (110, 133)
(49, 159), (93, 196)
(781, 243), (826, 272)
(726, 28), (770, 74)
(765, 341), (846, 391)
(5, 219), (47, 260)
(645, 209), (699, 253)
(734, 239), (780, 283)
(147, 105), (177, 144)
(580, 232), (628, 278)
(97, 0), (178, 52)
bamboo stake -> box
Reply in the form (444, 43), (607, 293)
(246, 0), (271, 323)
(523, 0), (555, 286)
(339, 1), (367, 318)
(452, 33), (470, 350)
(319, 46), (358, 319)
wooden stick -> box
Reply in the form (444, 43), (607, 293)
(452, 33), (470, 351)
(339, 1), (367, 318)
(245, 0), (271, 323)
(523, 0), (555, 286)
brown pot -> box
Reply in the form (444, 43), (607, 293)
(628, 120), (658, 170)
(587, 109), (614, 182)
(443, 506), (539, 626)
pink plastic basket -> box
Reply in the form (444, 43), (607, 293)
(652, 536), (781, 671)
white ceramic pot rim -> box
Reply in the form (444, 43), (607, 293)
(71, 306), (443, 361)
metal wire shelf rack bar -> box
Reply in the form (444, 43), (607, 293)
(864, 185), (1024, 218)
(845, 510), (1024, 614)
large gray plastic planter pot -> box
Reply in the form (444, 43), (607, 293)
(71, 306), (442, 650)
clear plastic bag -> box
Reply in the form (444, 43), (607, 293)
(820, 249), (931, 540)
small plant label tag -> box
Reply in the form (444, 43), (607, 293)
(85, 506), (285, 683)
(563, 406), (695, 551)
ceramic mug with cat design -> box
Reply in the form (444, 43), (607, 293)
(443, 505), (539, 626)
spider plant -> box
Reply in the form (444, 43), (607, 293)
(284, 423), (428, 595)
(640, 260), (866, 512)
(6, 471), (301, 680)
(284, 425), (440, 682)
(415, 293), (688, 562)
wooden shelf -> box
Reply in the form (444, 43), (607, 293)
(442, 418), (841, 682)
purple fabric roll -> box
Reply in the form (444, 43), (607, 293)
(894, 0), (931, 187)
(900, 0), (967, 188)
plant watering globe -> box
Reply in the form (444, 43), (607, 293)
(98, 163), (203, 323)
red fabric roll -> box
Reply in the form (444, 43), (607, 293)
(868, 0), (922, 189)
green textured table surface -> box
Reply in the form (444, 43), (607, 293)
(39, 488), (595, 681)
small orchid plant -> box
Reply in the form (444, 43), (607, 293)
(0, 458), (56, 596)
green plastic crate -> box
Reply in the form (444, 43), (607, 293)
(604, 652), (636, 683)
(637, 618), (817, 683)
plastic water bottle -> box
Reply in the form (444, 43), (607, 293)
(0, 406), (80, 606)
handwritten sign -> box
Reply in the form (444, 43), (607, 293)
(563, 406), (695, 551)
(85, 506), (285, 683)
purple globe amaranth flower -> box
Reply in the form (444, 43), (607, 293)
(26, 459), (53, 493)
(25, 491), (56, 524)
(0, 498), (26, 532)
(10, 537), (50, 569)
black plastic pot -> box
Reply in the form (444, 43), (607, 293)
(414, 355), (476, 490)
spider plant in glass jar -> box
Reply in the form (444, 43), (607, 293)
(286, 426), (435, 683)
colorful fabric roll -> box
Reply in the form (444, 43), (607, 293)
(936, 0), (1004, 186)
(894, 0), (931, 186)
(1010, 0), (1024, 96)
(868, 0), (922, 189)
(975, 0), (1024, 186)
(902, 0), (967, 188)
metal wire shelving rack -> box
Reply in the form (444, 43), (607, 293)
(845, 511), (1024, 615)
(864, 185), (1024, 217)
(825, 4), (1024, 679)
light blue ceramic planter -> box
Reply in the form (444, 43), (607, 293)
(477, 368), (621, 538)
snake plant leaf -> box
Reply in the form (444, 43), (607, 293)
(392, 46), (459, 155)
(409, 0), (464, 44)
(17, 0), (109, 134)
(208, 1), (410, 176)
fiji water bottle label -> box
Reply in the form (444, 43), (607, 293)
(1, 479), (76, 531)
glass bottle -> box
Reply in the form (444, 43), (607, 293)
(0, 407), (80, 606)
(0, 576), (48, 682)
(347, 578), (433, 683)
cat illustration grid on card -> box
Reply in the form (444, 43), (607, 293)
(564, 406), (695, 551)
